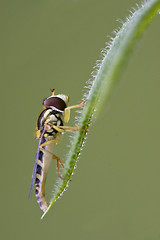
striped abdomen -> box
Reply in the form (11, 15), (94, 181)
(35, 136), (55, 212)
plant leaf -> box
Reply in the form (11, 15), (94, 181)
(41, 0), (160, 219)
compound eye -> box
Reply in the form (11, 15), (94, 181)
(43, 97), (66, 111)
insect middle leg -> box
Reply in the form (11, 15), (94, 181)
(52, 125), (84, 133)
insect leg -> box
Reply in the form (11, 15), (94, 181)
(40, 138), (60, 147)
(64, 99), (86, 123)
(39, 142), (64, 179)
(52, 154), (64, 180)
(52, 125), (84, 133)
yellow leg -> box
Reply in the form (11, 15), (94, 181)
(40, 139), (57, 147)
(40, 133), (61, 146)
(53, 125), (84, 133)
(52, 154), (64, 180)
(64, 99), (86, 123)
(39, 141), (64, 179)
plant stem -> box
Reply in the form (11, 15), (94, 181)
(41, 0), (160, 219)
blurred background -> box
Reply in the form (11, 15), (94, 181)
(0, 0), (160, 239)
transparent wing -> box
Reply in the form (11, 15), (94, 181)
(29, 129), (45, 198)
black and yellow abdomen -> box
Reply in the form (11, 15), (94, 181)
(35, 135), (56, 212)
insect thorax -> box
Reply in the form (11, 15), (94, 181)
(37, 108), (63, 137)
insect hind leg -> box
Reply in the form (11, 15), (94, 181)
(39, 142), (64, 180)
(52, 154), (64, 180)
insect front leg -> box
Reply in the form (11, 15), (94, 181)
(64, 99), (86, 123)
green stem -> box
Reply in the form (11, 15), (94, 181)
(41, 0), (160, 219)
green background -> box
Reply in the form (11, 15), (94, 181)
(1, 0), (160, 239)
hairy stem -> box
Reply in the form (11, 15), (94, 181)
(41, 0), (160, 219)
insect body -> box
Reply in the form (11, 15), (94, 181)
(29, 89), (85, 213)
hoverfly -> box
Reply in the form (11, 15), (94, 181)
(29, 89), (86, 212)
